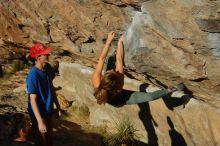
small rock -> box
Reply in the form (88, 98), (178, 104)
(57, 94), (73, 109)
(13, 84), (26, 93)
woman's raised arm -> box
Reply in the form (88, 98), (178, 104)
(92, 31), (115, 88)
(116, 37), (124, 74)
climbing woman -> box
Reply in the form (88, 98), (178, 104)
(91, 31), (184, 107)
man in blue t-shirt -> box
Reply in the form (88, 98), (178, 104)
(26, 43), (61, 146)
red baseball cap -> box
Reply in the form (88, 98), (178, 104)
(30, 43), (51, 58)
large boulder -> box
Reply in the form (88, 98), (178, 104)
(53, 62), (220, 145)
(122, 0), (220, 107)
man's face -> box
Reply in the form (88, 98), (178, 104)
(36, 54), (49, 64)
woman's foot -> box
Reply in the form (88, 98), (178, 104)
(168, 83), (185, 93)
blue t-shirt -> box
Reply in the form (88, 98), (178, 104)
(26, 63), (55, 118)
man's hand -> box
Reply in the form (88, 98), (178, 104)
(58, 109), (66, 117)
(54, 108), (66, 119)
(38, 120), (47, 133)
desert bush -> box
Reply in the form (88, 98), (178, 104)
(104, 116), (138, 146)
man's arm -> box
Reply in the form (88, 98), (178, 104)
(52, 86), (61, 110)
(30, 94), (47, 133)
(92, 31), (115, 88)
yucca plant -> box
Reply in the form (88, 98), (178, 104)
(104, 116), (138, 146)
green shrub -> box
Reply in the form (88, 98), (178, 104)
(104, 117), (138, 146)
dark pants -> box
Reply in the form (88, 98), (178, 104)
(30, 116), (53, 146)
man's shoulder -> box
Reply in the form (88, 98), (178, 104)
(28, 66), (38, 75)
(26, 67), (38, 81)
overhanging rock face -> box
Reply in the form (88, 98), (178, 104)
(122, 0), (220, 107)
(54, 63), (220, 146)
